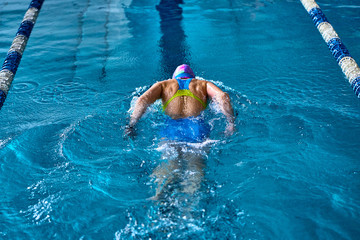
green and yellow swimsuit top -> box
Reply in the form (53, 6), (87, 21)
(162, 77), (207, 111)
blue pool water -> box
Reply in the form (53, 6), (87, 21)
(1, 0), (360, 239)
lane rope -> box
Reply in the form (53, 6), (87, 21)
(0, 0), (45, 109)
(300, 0), (360, 98)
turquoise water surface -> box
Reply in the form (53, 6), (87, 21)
(1, 0), (360, 239)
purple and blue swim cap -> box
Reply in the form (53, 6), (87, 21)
(172, 64), (195, 79)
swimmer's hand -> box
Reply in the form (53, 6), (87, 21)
(224, 115), (235, 136)
(123, 125), (136, 139)
(224, 122), (235, 136)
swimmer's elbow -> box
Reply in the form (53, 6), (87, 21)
(214, 92), (230, 102)
(222, 92), (230, 99)
(137, 95), (151, 106)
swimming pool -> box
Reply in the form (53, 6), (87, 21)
(1, 0), (360, 239)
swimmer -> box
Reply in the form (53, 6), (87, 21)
(125, 64), (235, 200)
(125, 64), (235, 141)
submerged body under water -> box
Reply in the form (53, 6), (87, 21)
(1, 0), (360, 239)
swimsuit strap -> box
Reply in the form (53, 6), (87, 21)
(176, 78), (192, 90)
(163, 78), (207, 111)
(163, 89), (207, 111)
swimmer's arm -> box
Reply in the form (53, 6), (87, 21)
(128, 82), (162, 128)
(206, 82), (235, 135)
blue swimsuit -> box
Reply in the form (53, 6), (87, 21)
(160, 116), (210, 143)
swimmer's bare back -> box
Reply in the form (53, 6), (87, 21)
(161, 78), (207, 119)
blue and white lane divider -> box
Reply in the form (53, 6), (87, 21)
(0, 0), (45, 109)
(300, 0), (360, 98)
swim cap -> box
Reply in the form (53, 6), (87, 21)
(172, 64), (195, 79)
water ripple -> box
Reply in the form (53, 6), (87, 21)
(12, 81), (39, 94)
(32, 77), (96, 105)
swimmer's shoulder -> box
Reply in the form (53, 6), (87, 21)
(153, 79), (178, 97)
(156, 78), (208, 89)
(191, 78), (208, 89)
(189, 78), (207, 83)
(157, 78), (178, 88)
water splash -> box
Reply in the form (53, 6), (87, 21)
(20, 193), (60, 225)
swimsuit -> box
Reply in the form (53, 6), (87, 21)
(160, 116), (210, 143)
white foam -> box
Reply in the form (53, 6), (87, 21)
(156, 139), (220, 152)
(0, 137), (12, 149)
